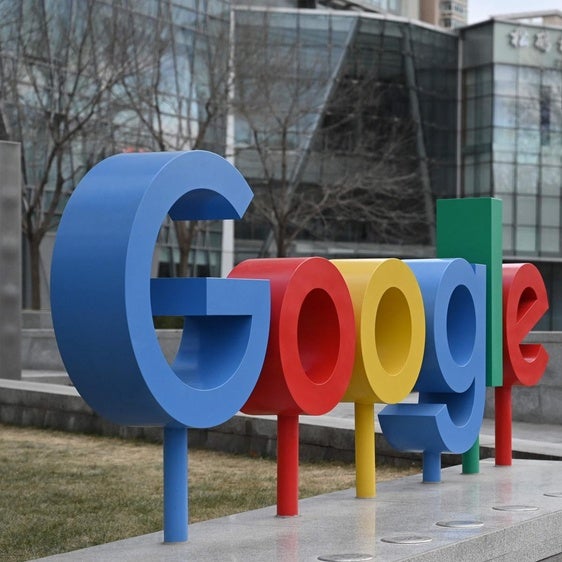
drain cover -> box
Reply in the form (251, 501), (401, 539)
(381, 534), (433, 545)
(318, 553), (374, 562)
(492, 505), (539, 512)
(436, 519), (484, 529)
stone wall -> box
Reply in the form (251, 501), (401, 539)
(22, 328), (181, 371)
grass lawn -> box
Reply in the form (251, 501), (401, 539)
(0, 424), (419, 561)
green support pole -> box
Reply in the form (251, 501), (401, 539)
(462, 441), (480, 474)
(437, 198), (503, 474)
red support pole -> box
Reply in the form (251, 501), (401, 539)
(277, 414), (299, 516)
(495, 385), (513, 466)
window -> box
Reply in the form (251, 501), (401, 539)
(388, 0), (401, 12)
(516, 164), (538, 194)
(516, 226), (536, 253)
(494, 65), (517, 96)
(542, 166), (561, 195)
(493, 162), (514, 193)
(516, 195), (536, 225)
(541, 228), (559, 253)
(494, 97), (517, 127)
(541, 197), (560, 227)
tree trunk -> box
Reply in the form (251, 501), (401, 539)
(276, 225), (287, 258)
(174, 220), (198, 277)
(28, 236), (42, 310)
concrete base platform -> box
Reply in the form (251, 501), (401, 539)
(34, 459), (562, 561)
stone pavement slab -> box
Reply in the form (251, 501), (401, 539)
(33, 459), (562, 562)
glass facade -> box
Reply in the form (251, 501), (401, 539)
(0, 0), (230, 305)
(233, 8), (458, 258)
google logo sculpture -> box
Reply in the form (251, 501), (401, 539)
(51, 151), (549, 543)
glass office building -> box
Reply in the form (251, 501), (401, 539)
(0, 0), (231, 306)
(233, 8), (458, 259)
(461, 19), (562, 328)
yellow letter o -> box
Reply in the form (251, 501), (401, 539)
(332, 259), (425, 405)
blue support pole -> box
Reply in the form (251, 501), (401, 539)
(422, 451), (441, 483)
(163, 426), (188, 542)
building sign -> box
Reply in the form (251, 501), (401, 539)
(51, 151), (549, 544)
(498, 22), (562, 68)
(509, 27), (562, 53)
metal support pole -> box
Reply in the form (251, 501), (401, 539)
(354, 402), (376, 498)
(163, 426), (188, 542)
(277, 414), (299, 516)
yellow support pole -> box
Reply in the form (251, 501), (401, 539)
(355, 401), (375, 498)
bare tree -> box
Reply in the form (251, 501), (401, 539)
(233, 12), (430, 259)
(0, 0), (230, 307)
(0, 0), (133, 308)
(114, 1), (231, 276)
(307, 76), (428, 246)
(233, 13), (340, 258)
